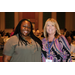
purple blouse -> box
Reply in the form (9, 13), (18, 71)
(42, 35), (72, 62)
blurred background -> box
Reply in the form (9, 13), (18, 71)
(0, 12), (75, 61)
(0, 12), (75, 33)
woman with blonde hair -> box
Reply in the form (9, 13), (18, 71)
(42, 18), (72, 62)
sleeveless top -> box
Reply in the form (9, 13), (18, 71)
(42, 35), (72, 62)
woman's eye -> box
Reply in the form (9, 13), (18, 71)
(23, 26), (31, 29)
(47, 25), (49, 26)
(52, 25), (54, 26)
(27, 27), (31, 29)
(23, 25), (26, 27)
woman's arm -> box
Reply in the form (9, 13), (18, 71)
(59, 35), (72, 61)
(3, 55), (12, 62)
(3, 36), (18, 62)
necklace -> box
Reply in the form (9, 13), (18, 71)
(48, 41), (52, 43)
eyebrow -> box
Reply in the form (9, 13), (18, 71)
(23, 25), (31, 26)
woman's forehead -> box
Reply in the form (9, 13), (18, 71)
(21, 21), (31, 26)
(47, 21), (55, 25)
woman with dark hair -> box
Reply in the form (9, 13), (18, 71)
(3, 19), (42, 62)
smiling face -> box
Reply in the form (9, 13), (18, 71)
(20, 20), (31, 37)
(46, 21), (56, 36)
(44, 18), (61, 38)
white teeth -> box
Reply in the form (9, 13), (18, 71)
(49, 29), (52, 31)
(24, 31), (28, 33)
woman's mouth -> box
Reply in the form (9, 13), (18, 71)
(24, 31), (28, 33)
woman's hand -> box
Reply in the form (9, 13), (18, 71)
(3, 55), (12, 62)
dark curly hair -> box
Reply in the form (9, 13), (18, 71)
(14, 19), (42, 48)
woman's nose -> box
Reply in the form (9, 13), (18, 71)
(25, 27), (28, 30)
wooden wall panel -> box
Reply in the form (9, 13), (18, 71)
(0, 12), (1, 30)
(57, 12), (65, 29)
(19, 12), (23, 21)
(19, 12), (38, 30)
(5, 12), (14, 29)
(23, 12), (35, 19)
(43, 12), (51, 28)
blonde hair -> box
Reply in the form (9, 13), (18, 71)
(44, 18), (61, 38)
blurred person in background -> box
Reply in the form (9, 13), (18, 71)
(10, 27), (15, 37)
(0, 33), (4, 50)
(65, 31), (75, 58)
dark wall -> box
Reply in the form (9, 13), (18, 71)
(5, 12), (14, 29)
(5, 12), (65, 30)
(43, 12), (51, 28)
(57, 12), (65, 29)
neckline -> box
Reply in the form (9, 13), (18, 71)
(22, 36), (32, 44)
(48, 41), (52, 43)
(47, 37), (55, 42)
